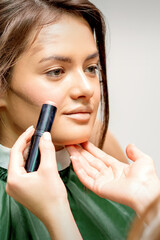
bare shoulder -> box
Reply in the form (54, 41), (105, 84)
(90, 119), (128, 163)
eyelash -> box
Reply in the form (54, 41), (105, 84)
(45, 64), (101, 79)
(85, 65), (99, 75)
(85, 64), (102, 82)
(45, 68), (65, 78)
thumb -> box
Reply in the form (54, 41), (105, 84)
(38, 132), (57, 171)
(126, 144), (146, 162)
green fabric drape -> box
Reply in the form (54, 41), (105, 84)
(0, 166), (135, 240)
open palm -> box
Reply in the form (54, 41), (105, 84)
(66, 142), (160, 215)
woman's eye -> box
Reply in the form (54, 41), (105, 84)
(85, 65), (99, 75)
(45, 68), (65, 78)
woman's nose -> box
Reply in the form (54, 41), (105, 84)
(70, 69), (94, 100)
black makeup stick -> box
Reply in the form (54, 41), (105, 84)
(25, 101), (57, 172)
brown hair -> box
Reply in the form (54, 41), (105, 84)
(128, 195), (160, 240)
(0, 0), (109, 148)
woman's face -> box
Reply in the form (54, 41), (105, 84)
(3, 14), (100, 148)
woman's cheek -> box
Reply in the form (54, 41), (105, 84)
(50, 112), (97, 147)
(23, 85), (64, 107)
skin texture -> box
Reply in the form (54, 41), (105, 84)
(0, 14), (100, 149)
(66, 142), (160, 216)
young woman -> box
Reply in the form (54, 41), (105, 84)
(0, 0), (134, 239)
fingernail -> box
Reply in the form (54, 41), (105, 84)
(25, 125), (34, 132)
(43, 132), (51, 141)
(70, 156), (77, 161)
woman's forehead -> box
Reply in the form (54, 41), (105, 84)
(27, 14), (98, 61)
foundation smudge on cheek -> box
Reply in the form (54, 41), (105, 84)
(9, 85), (60, 108)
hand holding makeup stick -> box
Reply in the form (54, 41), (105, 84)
(5, 128), (160, 240)
(6, 127), (82, 240)
(66, 142), (160, 216)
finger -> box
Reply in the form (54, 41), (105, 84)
(126, 144), (148, 162)
(66, 145), (100, 179)
(9, 126), (35, 171)
(70, 155), (95, 190)
(23, 144), (30, 161)
(81, 141), (129, 178)
(71, 155), (115, 198)
(11, 126), (34, 154)
(81, 141), (107, 159)
(38, 132), (57, 172)
(73, 145), (108, 173)
(81, 141), (122, 166)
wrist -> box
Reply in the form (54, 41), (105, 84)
(41, 198), (70, 225)
(42, 200), (82, 240)
(132, 178), (160, 216)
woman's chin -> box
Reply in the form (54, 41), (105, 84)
(54, 135), (90, 148)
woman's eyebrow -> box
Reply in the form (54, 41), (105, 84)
(39, 51), (99, 64)
(85, 51), (99, 61)
(39, 55), (72, 63)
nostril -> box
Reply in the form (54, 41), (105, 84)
(69, 69), (95, 100)
(70, 87), (94, 100)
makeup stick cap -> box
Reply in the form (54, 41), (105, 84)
(36, 103), (57, 132)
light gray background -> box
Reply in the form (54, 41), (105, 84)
(91, 0), (160, 176)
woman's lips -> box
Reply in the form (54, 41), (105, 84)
(63, 106), (93, 122)
(64, 112), (91, 122)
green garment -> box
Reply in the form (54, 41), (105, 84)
(0, 166), (135, 240)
